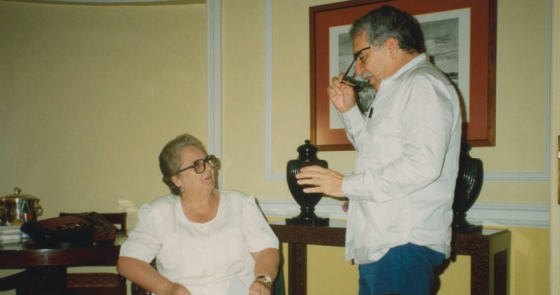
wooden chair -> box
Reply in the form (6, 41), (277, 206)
(0, 271), (26, 293)
(59, 212), (128, 295)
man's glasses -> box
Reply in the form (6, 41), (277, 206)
(340, 46), (371, 87)
(177, 155), (218, 174)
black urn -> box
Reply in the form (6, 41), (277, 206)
(452, 142), (483, 233)
(286, 140), (329, 226)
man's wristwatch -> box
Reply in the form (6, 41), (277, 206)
(255, 275), (272, 289)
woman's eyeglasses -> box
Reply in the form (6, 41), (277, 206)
(340, 46), (371, 87)
(177, 155), (218, 174)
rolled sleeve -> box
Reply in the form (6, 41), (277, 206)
(242, 196), (279, 253)
(119, 204), (162, 263)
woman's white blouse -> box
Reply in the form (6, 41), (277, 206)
(119, 190), (279, 295)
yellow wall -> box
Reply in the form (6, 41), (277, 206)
(0, 0), (552, 294)
(0, 2), (206, 293)
(223, 1), (550, 293)
(0, 0), (207, 214)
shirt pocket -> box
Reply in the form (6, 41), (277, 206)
(225, 228), (249, 264)
(363, 117), (399, 162)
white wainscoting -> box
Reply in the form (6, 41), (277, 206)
(258, 198), (549, 229)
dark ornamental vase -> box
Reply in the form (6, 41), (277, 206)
(452, 142), (483, 233)
(286, 140), (329, 226)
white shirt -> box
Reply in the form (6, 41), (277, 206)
(119, 190), (279, 295)
(339, 53), (462, 264)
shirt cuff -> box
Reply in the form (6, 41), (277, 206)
(342, 173), (367, 200)
(339, 105), (363, 129)
(343, 168), (396, 202)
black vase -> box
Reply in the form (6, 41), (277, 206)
(452, 142), (483, 233)
(286, 140), (329, 226)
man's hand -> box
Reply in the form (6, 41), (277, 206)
(327, 73), (356, 113)
(295, 166), (345, 198)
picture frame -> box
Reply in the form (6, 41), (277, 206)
(310, 0), (497, 151)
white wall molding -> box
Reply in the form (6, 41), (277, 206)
(258, 198), (550, 229)
(484, 171), (550, 182)
(466, 202), (549, 228)
(207, 0), (222, 187)
(263, 0), (276, 182)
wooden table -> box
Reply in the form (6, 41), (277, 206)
(0, 235), (126, 294)
(270, 221), (510, 295)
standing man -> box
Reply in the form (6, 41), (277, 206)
(296, 5), (462, 295)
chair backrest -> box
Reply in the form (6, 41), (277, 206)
(59, 212), (127, 236)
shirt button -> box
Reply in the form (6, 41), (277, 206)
(203, 269), (208, 274)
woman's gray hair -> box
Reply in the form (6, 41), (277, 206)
(159, 133), (207, 195)
(349, 5), (423, 54)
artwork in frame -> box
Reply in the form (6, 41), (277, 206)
(310, 0), (497, 151)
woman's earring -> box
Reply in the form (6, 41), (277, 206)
(180, 186), (185, 193)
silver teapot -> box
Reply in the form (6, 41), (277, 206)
(0, 187), (43, 225)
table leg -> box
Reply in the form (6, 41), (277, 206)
(469, 245), (509, 295)
(288, 243), (307, 295)
(494, 250), (508, 295)
(16, 266), (67, 295)
(470, 251), (490, 295)
(0, 271), (25, 292)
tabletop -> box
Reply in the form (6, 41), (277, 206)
(0, 234), (128, 294)
(0, 235), (127, 269)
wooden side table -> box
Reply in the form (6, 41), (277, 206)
(270, 221), (510, 295)
(0, 235), (127, 294)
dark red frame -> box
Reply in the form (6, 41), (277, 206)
(310, 0), (497, 151)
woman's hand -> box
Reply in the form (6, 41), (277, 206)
(249, 280), (272, 295)
(163, 282), (191, 295)
(250, 248), (279, 295)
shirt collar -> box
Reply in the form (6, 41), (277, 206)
(385, 52), (427, 82)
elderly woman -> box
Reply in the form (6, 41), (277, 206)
(117, 133), (280, 295)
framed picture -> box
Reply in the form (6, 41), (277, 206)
(310, 0), (497, 151)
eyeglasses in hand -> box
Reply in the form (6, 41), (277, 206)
(340, 46), (371, 87)
(177, 155), (218, 174)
